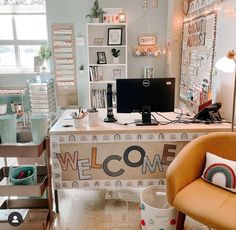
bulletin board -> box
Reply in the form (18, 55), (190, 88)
(179, 13), (217, 111)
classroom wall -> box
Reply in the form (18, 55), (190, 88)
(46, 0), (168, 107)
(1, 0), (236, 119)
(166, 0), (183, 106)
(213, 0), (236, 123)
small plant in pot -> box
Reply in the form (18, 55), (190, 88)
(79, 65), (84, 74)
(85, 0), (105, 23)
(111, 48), (120, 64)
(39, 44), (52, 72)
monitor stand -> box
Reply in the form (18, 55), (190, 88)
(135, 105), (159, 126)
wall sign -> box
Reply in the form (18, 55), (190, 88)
(186, 0), (224, 16)
(134, 35), (161, 57)
(139, 35), (156, 46)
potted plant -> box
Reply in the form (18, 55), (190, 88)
(111, 48), (120, 64)
(79, 64), (84, 74)
(39, 44), (52, 72)
(85, 0), (105, 23)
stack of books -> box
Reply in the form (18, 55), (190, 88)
(89, 66), (103, 82)
(91, 90), (117, 108)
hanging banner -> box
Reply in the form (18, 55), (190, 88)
(187, 0), (224, 15)
(51, 131), (206, 189)
(52, 141), (188, 189)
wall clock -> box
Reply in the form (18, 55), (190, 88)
(182, 0), (189, 15)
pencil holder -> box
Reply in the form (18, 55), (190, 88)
(88, 111), (99, 126)
(73, 118), (86, 128)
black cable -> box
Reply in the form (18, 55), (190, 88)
(151, 113), (160, 124)
(154, 107), (184, 125)
(114, 110), (230, 126)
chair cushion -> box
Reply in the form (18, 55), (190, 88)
(173, 178), (236, 230)
(202, 152), (236, 193)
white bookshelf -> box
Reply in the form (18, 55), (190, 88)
(86, 23), (127, 108)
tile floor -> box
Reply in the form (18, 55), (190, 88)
(0, 160), (212, 230)
(52, 189), (212, 230)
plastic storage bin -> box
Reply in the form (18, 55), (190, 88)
(140, 186), (177, 230)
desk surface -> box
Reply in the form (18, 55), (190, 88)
(50, 109), (231, 190)
(50, 109), (231, 135)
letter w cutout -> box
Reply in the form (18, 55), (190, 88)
(56, 151), (78, 171)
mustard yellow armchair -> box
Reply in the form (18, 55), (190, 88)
(166, 132), (236, 230)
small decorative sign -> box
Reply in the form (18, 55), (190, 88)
(133, 46), (161, 57)
(103, 8), (122, 23)
(139, 35), (156, 46)
(93, 38), (104, 46)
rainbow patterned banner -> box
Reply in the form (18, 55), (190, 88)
(50, 132), (206, 189)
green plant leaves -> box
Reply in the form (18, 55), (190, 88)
(111, 48), (120, 57)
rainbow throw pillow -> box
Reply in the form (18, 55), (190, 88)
(202, 152), (236, 193)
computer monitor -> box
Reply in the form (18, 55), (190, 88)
(116, 78), (175, 126)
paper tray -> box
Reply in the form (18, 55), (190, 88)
(0, 139), (46, 158)
(0, 199), (50, 230)
(0, 166), (47, 196)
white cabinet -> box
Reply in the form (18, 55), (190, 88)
(86, 23), (127, 108)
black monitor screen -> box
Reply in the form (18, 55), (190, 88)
(116, 78), (175, 125)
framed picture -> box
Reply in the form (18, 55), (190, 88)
(144, 66), (154, 78)
(94, 38), (104, 46)
(97, 52), (107, 64)
(112, 67), (122, 80)
(107, 28), (122, 45)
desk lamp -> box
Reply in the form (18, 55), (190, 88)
(215, 50), (236, 132)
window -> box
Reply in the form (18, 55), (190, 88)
(0, 10), (47, 73)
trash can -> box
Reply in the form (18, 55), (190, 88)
(140, 186), (177, 230)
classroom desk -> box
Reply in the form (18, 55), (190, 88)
(49, 109), (231, 190)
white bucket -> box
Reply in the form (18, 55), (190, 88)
(140, 186), (177, 230)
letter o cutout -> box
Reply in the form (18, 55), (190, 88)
(124, 145), (145, 167)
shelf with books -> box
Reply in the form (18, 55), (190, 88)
(89, 65), (126, 83)
(87, 22), (127, 108)
(90, 88), (117, 109)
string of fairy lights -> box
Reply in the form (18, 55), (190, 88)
(184, 0), (236, 23)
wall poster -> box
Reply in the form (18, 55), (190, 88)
(179, 13), (217, 111)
